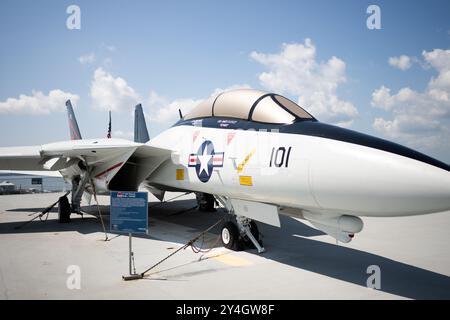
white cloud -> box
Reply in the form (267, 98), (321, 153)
(88, 65), (248, 126)
(78, 53), (96, 65)
(209, 84), (251, 98)
(112, 130), (133, 140)
(388, 55), (412, 70)
(250, 39), (358, 127)
(90, 68), (140, 112)
(147, 84), (250, 124)
(147, 91), (202, 123)
(0, 90), (79, 115)
(372, 48), (450, 151)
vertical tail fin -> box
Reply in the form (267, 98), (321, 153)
(134, 104), (150, 143)
(65, 100), (82, 140)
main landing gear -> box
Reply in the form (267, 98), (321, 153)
(58, 165), (90, 223)
(196, 192), (217, 212)
(58, 194), (71, 223)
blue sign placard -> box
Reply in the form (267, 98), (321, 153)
(110, 191), (148, 234)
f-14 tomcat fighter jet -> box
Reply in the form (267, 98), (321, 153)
(1, 89), (449, 252)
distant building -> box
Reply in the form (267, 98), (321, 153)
(0, 173), (71, 194)
(0, 181), (15, 194)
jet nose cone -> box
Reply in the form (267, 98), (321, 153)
(363, 158), (450, 215)
(309, 140), (450, 216)
(287, 121), (450, 216)
(414, 167), (450, 213)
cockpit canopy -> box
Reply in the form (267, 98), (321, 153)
(184, 89), (315, 124)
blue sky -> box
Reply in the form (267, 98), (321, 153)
(0, 0), (449, 162)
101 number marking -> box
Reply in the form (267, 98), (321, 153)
(269, 147), (292, 167)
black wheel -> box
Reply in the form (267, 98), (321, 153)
(221, 221), (242, 251)
(243, 221), (263, 249)
(58, 196), (71, 223)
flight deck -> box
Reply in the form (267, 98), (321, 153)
(1, 192), (450, 299)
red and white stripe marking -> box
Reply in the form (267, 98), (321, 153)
(94, 162), (124, 179)
(188, 154), (197, 166)
(212, 153), (224, 166)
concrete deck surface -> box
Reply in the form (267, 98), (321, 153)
(0, 192), (449, 299)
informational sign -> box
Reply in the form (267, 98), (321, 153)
(110, 191), (148, 234)
(31, 178), (42, 185)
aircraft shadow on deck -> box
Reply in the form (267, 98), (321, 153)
(2, 199), (450, 299)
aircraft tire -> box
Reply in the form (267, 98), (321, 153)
(58, 196), (71, 223)
(221, 221), (241, 251)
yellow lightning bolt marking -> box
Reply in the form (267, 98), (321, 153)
(237, 149), (256, 173)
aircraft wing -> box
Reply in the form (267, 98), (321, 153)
(0, 170), (63, 177)
(0, 139), (173, 192)
(0, 146), (45, 171)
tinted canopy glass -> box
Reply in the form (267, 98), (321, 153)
(251, 96), (295, 124)
(184, 89), (315, 124)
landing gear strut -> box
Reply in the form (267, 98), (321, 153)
(220, 217), (264, 253)
(58, 195), (71, 223)
(214, 195), (265, 253)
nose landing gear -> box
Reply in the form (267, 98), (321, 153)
(214, 195), (265, 253)
(220, 218), (264, 253)
(221, 221), (240, 251)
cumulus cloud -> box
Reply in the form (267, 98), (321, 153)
(147, 91), (202, 123)
(209, 84), (251, 99)
(78, 53), (96, 65)
(250, 39), (358, 127)
(0, 90), (79, 115)
(90, 68), (140, 111)
(388, 55), (412, 70)
(372, 48), (450, 151)
(112, 130), (133, 140)
(88, 64), (248, 125)
(147, 84), (250, 124)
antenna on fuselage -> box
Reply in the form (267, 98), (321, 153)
(178, 109), (183, 120)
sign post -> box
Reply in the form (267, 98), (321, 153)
(128, 233), (133, 275)
(110, 191), (148, 280)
